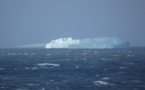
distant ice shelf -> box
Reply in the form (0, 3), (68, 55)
(45, 37), (130, 49)
(16, 43), (46, 48)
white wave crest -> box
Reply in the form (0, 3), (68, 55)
(37, 63), (60, 67)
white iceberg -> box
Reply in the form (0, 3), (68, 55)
(45, 37), (79, 48)
(45, 37), (130, 49)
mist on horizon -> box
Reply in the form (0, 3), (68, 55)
(0, 0), (145, 48)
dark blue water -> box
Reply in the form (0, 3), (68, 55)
(0, 48), (145, 90)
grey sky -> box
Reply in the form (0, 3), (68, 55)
(0, 0), (145, 48)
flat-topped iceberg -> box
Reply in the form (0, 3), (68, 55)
(45, 37), (130, 49)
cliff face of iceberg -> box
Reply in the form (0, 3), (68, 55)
(45, 37), (130, 49)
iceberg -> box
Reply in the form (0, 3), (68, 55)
(45, 37), (130, 49)
(45, 37), (80, 48)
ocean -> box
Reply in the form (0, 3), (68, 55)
(0, 48), (145, 90)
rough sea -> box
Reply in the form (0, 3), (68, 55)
(0, 48), (145, 90)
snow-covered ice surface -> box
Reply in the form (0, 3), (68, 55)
(0, 48), (145, 90)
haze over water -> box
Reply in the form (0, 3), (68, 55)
(0, 0), (145, 48)
(0, 1), (145, 90)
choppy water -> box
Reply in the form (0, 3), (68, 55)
(0, 48), (145, 90)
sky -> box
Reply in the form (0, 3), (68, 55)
(0, 0), (145, 48)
